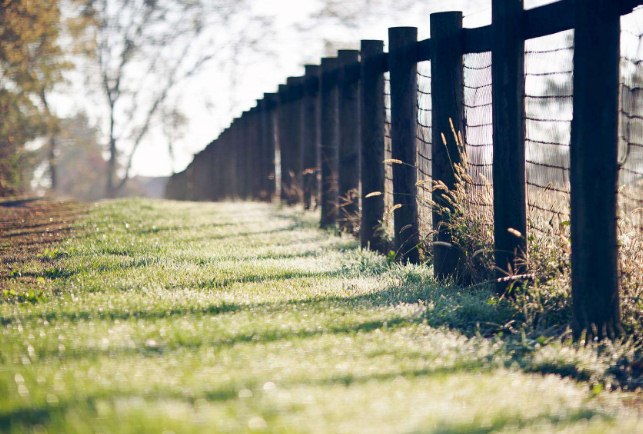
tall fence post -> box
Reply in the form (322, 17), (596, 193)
(249, 106), (260, 200)
(240, 114), (249, 199)
(288, 76), (304, 204)
(338, 49), (361, 232)
(302, 65), (320, 210)
(492, 0), (527, 292)
(320, 57), (340, 228)
(430, 12), (465, 280)
(278, 84), (291, 203)
(229, 118), (239, 198)
(241, 111), (250, 199)
(389, 27), (420, 264)
(256, 99), (267, 200)
(225, 126), (235, 199)
(570, 0), (621, 339)
(360, 39), (387, 253)
(239, 112), (249, 199)
(206, 143), (215, 201)
(264, 93), (278, 200)
(214, 131), (225, 200)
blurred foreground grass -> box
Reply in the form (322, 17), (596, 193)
(0, 199), (641, 433)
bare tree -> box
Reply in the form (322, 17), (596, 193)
(78, 0), (271, 197)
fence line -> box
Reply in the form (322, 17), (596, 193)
(166, 0), (643, 339)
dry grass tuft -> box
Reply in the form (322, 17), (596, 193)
(413, 124), (642, 340)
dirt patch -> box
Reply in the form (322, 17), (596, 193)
(0, 197), (86, 295)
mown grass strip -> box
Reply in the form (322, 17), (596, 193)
(0, 199), (640, 433)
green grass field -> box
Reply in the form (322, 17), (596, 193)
(1, 199), (641, 433)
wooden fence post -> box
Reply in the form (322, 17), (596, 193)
(492, 0), (527, 293)
(570, 0), (621, 339)
(253, 105), (264, 200)
(226, 127), (233, 199)
(214, 132), (225, 200)
(247, 109), (256, 199)
(338, 49), (361, 233)
(228, 119), (238, 198)
(287, 76), (304, 204)
(430, 12), (465, 280)
(389, 27), (420, 264)
(360, 39), (387, 253)
(234, 116), (243, 199)
(240, 112), (248, 199)
(302, 65), (320, 210)
(205, 144), (215, 201)
(278, 84), (290, 203)
(239, 112), (249, 199)
(255, 99), (267, 200)
(216, 131), (224, 200)
(320, 57), (340, 228)
(248, 106), (260, 200)
(264, 93), (278, 200)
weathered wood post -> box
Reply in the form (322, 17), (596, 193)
(206, 143), (216, 201)
(264, 93), (278, 200)
(212, 142), (220, 201)
(287, 76), (304, 204)
(222, 127), (233, 199)
(430, 12), (465, 280)
(360, 40), (388, 253)
(218, 132), (227, 200)
(239, 111), (249, 200)
(229, 118), (239, 198)
(255, 99), (267, 200)
(338, 49), (361, 233)
(389, 27), (420, 264)
(215, 131), (224, 200)
(240, 111), (249, 199)
(570, 0), (621, 339)
(248, 105), (263, 200)
(247, 109), (256, 199)
(302, 65), (320, 210)
(492, 0), (528, 293)
(193, 150), (203, 200)
(278, 83), (291, 203)
(253, 104), (264, 200)
(320, 57), (340, 228)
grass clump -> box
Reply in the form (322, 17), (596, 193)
(413, 123), (641, 343)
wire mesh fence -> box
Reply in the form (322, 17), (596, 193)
(524, 30), (574, 239)
(416, 61), (432, 240)
(619, 10), (643, 230)
(383, 72), (394, 237)
(462, 51), (494, 214)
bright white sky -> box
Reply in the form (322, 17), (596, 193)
(55, 0), (560, 179)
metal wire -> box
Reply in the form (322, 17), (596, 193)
(416, 61), (433, 237)
(619, 10), (643, 230)
(383, 73), (394, 236)
(463, 51), (494, 218)
(524, 30), (574, 237)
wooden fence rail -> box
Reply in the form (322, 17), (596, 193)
(165, 0), (643, 339)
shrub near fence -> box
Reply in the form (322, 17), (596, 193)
(166, 0), (643, 339)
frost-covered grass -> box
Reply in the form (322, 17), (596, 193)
(0, 199), (640, 433)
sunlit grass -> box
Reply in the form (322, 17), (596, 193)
(0, 199), (640, 433)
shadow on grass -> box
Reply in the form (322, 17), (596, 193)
(1, 202), (613, 390)
(0, 372), (610, 433)
(425, 408), (606, 434)
(0, 387), (240, 432)
(11, 314), (417, 363)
